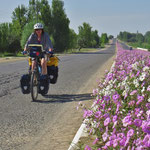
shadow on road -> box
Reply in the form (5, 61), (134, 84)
(32, 93), (93, 103)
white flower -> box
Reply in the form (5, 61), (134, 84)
(133, 79), (139, 87)
(141, 87), (145, 93)
(143, 66), (149, 72)
(122, 90), (127, 96)
(139, 72), (146, 81)
(148, 98), (150, 102)
(132, 62), (138, 70)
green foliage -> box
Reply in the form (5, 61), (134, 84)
(78, 22), (92, 48)
(100, 33), (108, 45)
(21, 20), (37, 49)
(52, 0), (70, 52)
(40, 0), (53, 35)
(118, 31), (150, 50)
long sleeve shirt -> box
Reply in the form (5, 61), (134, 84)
(25, 32), (53, 51)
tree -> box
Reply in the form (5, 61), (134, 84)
(52, 0), (70, 52)
(39, 0), (53, 35)
(144, 31), (150, 43)
(28, 0), (41, 22)
(21, 21), (37, 49)
(101, 33), (108, 46)
(68, 29), (77, 49)
(136, 33), (144, 44)
(91, 30), (100, 48)
(12, 4), (28, 38)
(78, 22), (92, 49)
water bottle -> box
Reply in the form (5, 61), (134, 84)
(38, 66), (42, 74)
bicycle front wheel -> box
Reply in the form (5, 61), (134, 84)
(30, 72), (39, 101)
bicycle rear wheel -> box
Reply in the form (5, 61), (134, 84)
(30, 72), (39, 101)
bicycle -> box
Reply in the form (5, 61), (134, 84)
(23, 44), (52, 101)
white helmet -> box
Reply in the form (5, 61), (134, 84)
(34, 23), (44, 30)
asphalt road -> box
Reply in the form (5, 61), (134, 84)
(0, 39), (116, 150)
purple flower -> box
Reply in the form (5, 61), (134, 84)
(113, 139), (118, 147)
(136, 95), (144, 105)
(134, 119), (142, 127)
(102, 132), (109, 142)
(122, 115), (132, 127)
(112, 93), (120, 101)
(85, 145), (92, 150)
(83, 110), (93, 118)
(147, 85), (150, 91)
(103, 95), (110, 101)
(104, 117), (111, 126)
(93, 137), (99, 145)
(113, 115), (118, 122)
(94, 111), (101, 118)
(119, 137), (127, 146)
(128, 100), (135, 106)
(130, 90), (137, 95)
(142, 121), (150, 134)
(117, 133), (125, 140)
(127, 129), (134, 137)
(143, 134), (150, 147)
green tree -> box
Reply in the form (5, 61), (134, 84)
(78, 22), (92, 49)
(91, 30), (100, 48)
(12, 4), (28, 38)
(21, 20), (37, 49)
(144, 31), (150, 43)
(28, 0), (41, 22)
(52, 0), (70, 52)
(39, 0), (53, 35)
(100, 33), (108, 46)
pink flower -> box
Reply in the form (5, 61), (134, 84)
(136, 95), (144, 105)
(94, 111), (101, 118)
(104, 117), (111, 126)
(102, 132), (109, 142)
(113, 139), (118, 147)
(85, 145), (91, 150)
(127, 129), (134, 137)
(93, 137), (99, 145)
(130, 90), (137, 95)
(122, 115), (132, 127)
(143, 134), (150, 147)
(128, 100), (135, 106)
(142, 121), (150, 134)
(147, 85), (150, 91)
(112, 93), (120, 101)
(113, 115), (118, 122)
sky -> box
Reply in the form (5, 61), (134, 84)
(0, 0), (150, 37)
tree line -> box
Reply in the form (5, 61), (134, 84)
(0, 0), (113, 55)
(117, 31), (150, 50)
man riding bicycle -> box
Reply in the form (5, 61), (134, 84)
(22, 23), (53, 95)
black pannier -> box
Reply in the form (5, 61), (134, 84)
(47, 66), (58, 84)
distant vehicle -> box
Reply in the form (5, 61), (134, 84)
(129, 46), (132, 50)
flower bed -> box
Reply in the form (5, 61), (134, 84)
(80, 42), (150, 150)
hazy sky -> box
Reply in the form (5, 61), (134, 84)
(0, 0), (150, 37)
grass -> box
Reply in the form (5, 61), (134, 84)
(0, 51), (26, 58)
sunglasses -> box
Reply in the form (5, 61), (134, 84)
(35, 29), (42, 31)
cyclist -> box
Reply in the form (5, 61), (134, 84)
(24, 23), (53, 76)
(23, 23), (53, 95)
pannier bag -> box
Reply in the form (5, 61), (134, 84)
(20, 74), (31, 94)
(47, 56), (59, 84)
(39, 75), (49, 95)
